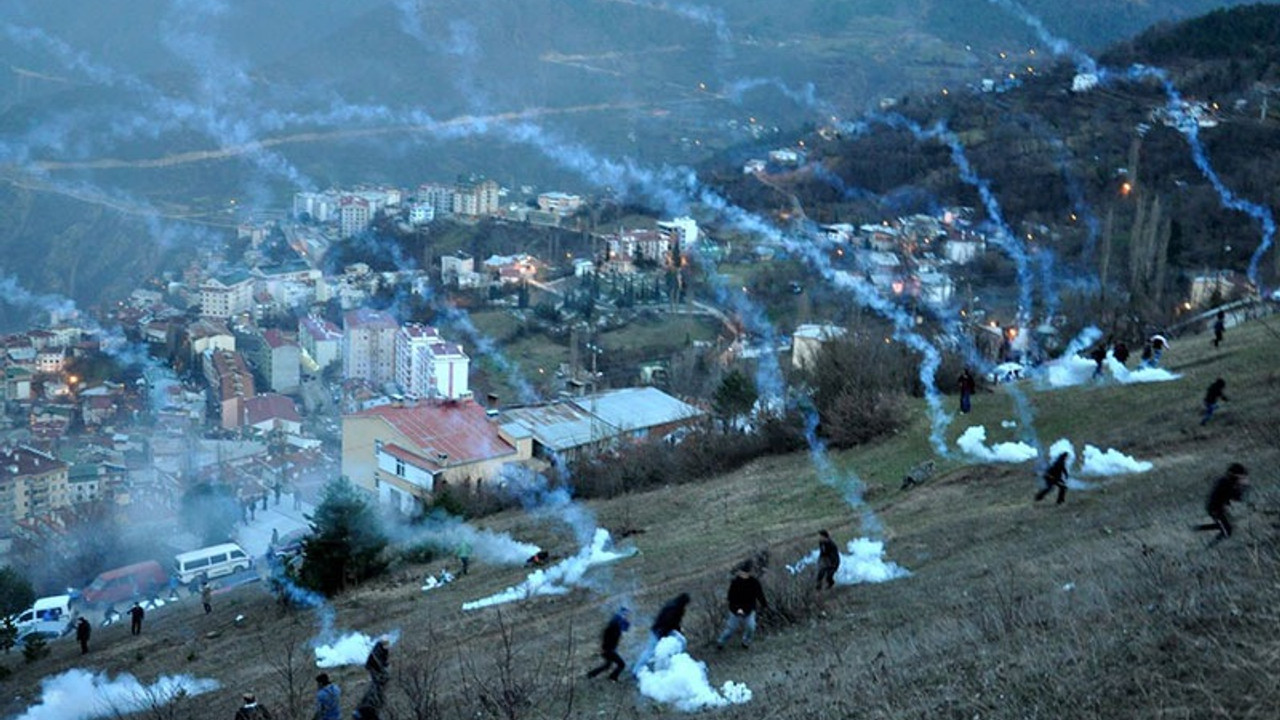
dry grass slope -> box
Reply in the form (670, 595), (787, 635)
(3, 319), (1279, 719)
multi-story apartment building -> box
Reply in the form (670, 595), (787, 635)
(452, 179), (500, 217)
(299, 316), (343, 372)
(395, 324), (471, 401)
(201, 270), (255, 319)
(0, 446), (71, 521)
(343, 308), (399, 386)
(339, 195), (372, 238)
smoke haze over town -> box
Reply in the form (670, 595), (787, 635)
(1, 1), (1279, 718)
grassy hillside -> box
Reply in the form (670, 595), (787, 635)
(4, 315), (1278, 717)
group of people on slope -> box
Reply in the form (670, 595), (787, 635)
(586, 529), (842, 682)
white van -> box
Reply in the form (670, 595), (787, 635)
(173, 543), (253, 584)
(12, 594), (73, 639)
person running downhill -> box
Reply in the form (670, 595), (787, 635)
(586, 607), (631, 681)
(1035, 452), (1071, 505)
(1195, 463), (1250, 543)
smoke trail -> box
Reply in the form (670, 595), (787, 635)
(1140, 70), (1277, 284)
(868, 113), (1036, 319)
(987, 0), (1277, 286)
(985, 0), (1096, 73)
(495, 464), (598, 548)
(384, 513), (541, 565)
(621, 0), (734, 58)
(13, 669), (220, 720)
(461, 528), (635, 611)
(391, 0), (428, 42)
(3, 20), (314, 192)
(637, 633), (752, 712)
(722, 77), (826, 112)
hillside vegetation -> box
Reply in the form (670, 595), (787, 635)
(3, 313), (1278, 718)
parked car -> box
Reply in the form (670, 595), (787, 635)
(79, 561), (169, 607)
(9, 594), (73, 640)
(173, 543), (252, 585)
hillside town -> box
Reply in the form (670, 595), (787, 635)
(0, 158), (1258, 605)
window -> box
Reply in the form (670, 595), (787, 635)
(209, 554), (228, 565)
(395, 458), (406, 477)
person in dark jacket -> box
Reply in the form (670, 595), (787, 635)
(234, 693), (272, 720)
(202, 582), (214, 614)
(365, 637), (391, 685)
(632, 593), (690, 676)
(1200, 378), (1229, 426)
(353, 638), (391, 720)
(128, 602), (145, 635)
(1090, 343), (1108, 378)
(1035, 452), (1071, 505)
(958, 368), (976, 414)
(1213, 310), (1226, 348)
(716, 565), (768, 649)
(75, 616), (91, 654)
(586, 607), (631, 681)
(312, 673), (341, 720)
(1196, 463), (1250, 542)
(1112, 341), (1130, 367)
(815, 530), (841, 590)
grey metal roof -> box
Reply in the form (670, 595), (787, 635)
(571, 387), (703, 433)
(500, 403), (618, 452)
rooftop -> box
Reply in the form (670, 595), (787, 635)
(0, 445), (67, 478)
(352, 400), (517, 470)
(501, 402), (618, 452)
(244, 393), (303, 426)
(570, 387), (703, 433)
(344, 308), (399, 331)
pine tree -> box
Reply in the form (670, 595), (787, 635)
(300, 478), (389, 596)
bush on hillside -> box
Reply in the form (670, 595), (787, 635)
(807, 336), (914, 448)
(299, 478), (389, 596)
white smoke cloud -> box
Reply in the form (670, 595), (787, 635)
(388, 514), (540, 566)
(1106, 358), (1180, 384)
(1080, 444), (1153, 476)
(786, 538), (911, 584)
(956, 426), (1039, 463)
(314, 629), (401, 668)
(1046, 438), (1152, 482)
(462, 528), (634, 611)
(636, 633), (752, 712)
(13, 669), (219, 720)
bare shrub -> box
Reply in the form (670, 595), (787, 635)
(454, 611), (577, 720)
(259, 621), (313, 720)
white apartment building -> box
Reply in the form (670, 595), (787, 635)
(293, 191), (339, 222)
(657, 217), (699, 252)
(201, 271), (255, 319)
(537, 192), (583, 216)
(408, 202), (435, 225)
(418, 183), (455, 217)
(299, 316), (343, 371)
(339, 195), (372, 238)
(395, 323), (471, 401)
(453, 179), (500, 217)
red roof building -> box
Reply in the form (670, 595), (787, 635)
(341, 399), (532, 512)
